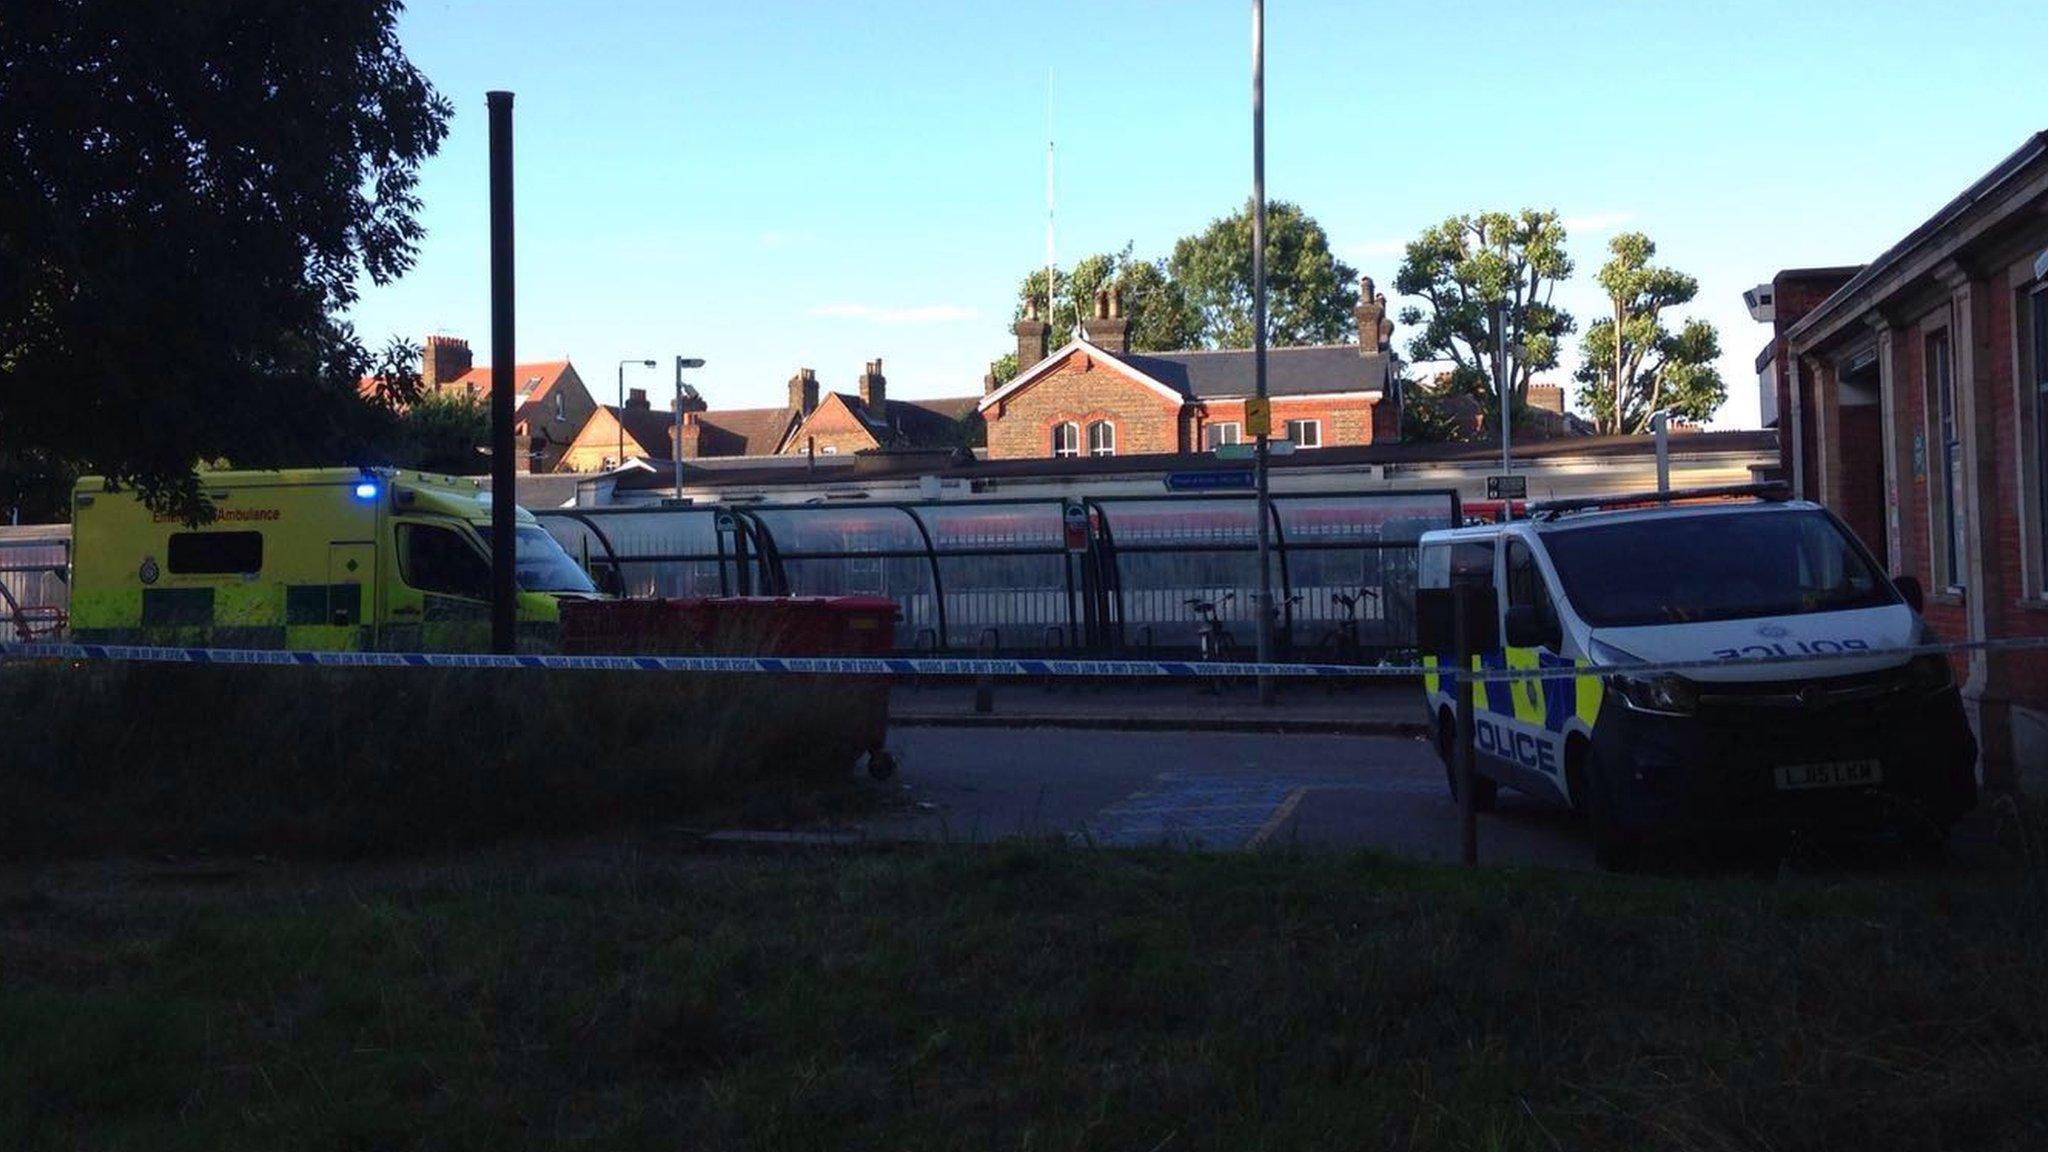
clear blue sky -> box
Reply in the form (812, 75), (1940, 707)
(346, 0), (2048, 428)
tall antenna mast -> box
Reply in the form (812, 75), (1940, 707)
(1045, 67), (1055, 333)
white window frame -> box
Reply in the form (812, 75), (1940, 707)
(1087, 419), (1116, 457)
(553, 391), (566, 422)
(1051, 421), (1080, 458)
(1205, 421), (1242, 449)
(1285, 418), (1321, 449)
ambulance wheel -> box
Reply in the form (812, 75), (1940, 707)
(1437, 710), (1496, 812)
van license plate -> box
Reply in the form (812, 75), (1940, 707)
(1774, 760), (1882, 790)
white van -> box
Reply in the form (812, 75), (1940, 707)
(1417, 485), (1977, 865)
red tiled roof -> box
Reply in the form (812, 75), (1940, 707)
(359, 361), (577, 441)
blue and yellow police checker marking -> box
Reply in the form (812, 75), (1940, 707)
(1424, 647), (1604, 783)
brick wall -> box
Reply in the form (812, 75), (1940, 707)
(1835, 404), (1885, 556)
(985, 353), (1384, 459)
(782, 395), (881, 457)
(984, 358), (1182, 459)
(1192, 397), (1379, 451)
(1984, 273), (2048, 705)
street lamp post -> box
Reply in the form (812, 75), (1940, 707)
(617, 358), (656, 467)
(1251, 0), (1275, 705)
(1494, 298), (1512, 521)
(673, 356), (706, 495)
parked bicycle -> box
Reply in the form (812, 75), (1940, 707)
(1318, 586), (1379, 665)
(1185, 592), (1237, 661)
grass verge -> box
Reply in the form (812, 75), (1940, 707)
(0, 661), (885, 858)
(3, 842), (2045, 1150)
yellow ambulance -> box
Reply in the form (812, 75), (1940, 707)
(70, 468), (597, 651)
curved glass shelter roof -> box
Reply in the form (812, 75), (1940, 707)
(535, 490), (1460, 656)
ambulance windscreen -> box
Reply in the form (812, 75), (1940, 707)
(1542, 509), (1895, 628)
(480, 525), (600, 594)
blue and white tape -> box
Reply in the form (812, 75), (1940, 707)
(3, 636), (2047, 681)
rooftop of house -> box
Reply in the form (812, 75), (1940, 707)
(614, 428), (1779, 492)
(689, 406), (801, 457)
(1118, 344), (1393, 399)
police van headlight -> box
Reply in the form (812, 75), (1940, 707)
(1606, 671), (1698, 716)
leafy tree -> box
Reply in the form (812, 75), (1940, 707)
(1168, 200), (1359, 347)
(0, 0), (450, 521)
(384, 390), (490, 473)
(1013, 246), (1200, 353)
(1394, 211), (1575, 416)
(1574, 232), (1725, 434)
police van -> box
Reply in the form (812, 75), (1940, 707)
(1418, 484), (1977, 864)
(70, 468), (598, 651)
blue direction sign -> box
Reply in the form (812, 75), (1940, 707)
(1165, 468), (1256, 493)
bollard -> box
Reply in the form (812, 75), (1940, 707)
(973, 628), (997, 714)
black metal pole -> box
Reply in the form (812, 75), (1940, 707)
(1251, 0), (1275, 706)
(487, 90), (516, 654)
(1454, 585), (1478, 865)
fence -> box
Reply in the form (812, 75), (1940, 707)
(0, 527), (69, 642)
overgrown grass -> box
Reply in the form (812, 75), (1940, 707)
(3, 843), (2045, 1150)
(0, 662), (884, 858)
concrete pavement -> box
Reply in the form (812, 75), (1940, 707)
(889, 680), (1430, 737)
(861, 726), (1595, 869)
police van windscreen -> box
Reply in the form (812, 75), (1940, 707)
(1541, 509), (1896, 628)
(479, 525), (599, 594)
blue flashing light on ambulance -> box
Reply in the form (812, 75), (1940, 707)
(1418, 483), (1978, 865)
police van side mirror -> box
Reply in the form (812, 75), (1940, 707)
(1893, 574), (1925, 615)
(1504, 605), (1558, 650)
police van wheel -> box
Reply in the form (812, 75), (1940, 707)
(1584, 772), (1640, 871)
(1569, 740), (1638, 870)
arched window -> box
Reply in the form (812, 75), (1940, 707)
(1051, 421), (1080, 458)
(1087, 419), (1116, 457)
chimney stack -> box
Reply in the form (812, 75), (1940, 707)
(625, 387), (650, 411)
(421, 334), (474, 388)
(984, 362), (1001, 396)
(858, 358), (886, 410)
(1082, 286), (1130, 354)
(1354, 276), (1393, 354)
(788, 367), (819, 415)
(1012, 298), (1050, 374)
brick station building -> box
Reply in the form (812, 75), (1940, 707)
(979, 278), (1402, 459)
(1759, 132), (2048, 789)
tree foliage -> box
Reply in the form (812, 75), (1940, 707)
(993, 202), (1360, 380)
(0, 0), (450, 520)
(1168, 200), (1359, 348)
(1394, 210), (1575, 412)
(1573, 232), (1725, 434)
(1013, 245), (1201, 354)
(383, 390), (490, 474)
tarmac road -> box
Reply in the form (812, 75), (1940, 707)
(865, 726), (1596, 869)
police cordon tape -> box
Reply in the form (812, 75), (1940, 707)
(3, 635), (2047, 681)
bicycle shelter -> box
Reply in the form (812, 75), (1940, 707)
(536, 490), (1459, 658)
